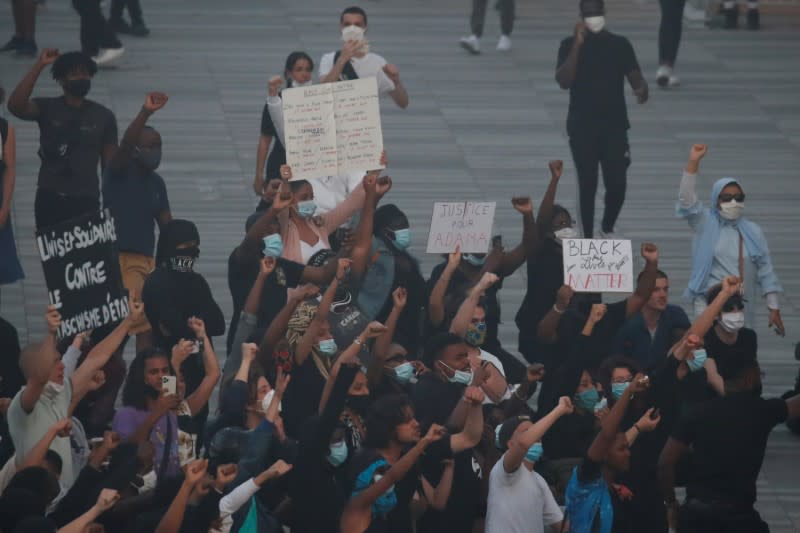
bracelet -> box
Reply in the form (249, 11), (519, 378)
(353, 338), (365, 346)
(633, 423), (641, 433)
(553, 304), (565, 314)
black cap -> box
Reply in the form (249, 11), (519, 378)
(497, 415), (531, 450)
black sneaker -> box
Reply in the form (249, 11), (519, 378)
(0, 35), (23, 53)
(722, 6), (738, 28)
(15, 40), (38, 57)
(747, 8), (760, 30)
(111, 18), (135, 35)
(129, 22), (150, 37)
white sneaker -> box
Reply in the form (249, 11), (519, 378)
(668, 74), (681, 87)
(656, 65), (672, 88)
(459, 35), (480, 55)
(92, 47), (125, 66)
(497, 35), (512, 52)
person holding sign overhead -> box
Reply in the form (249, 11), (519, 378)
(318, 6), (409, 109)
(104, 91), (172, 352)
(677, 144), (784, 336)
(7, 49), (118, 230)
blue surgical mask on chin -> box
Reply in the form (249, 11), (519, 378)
(463, 253), (486, 267)
(317, 338), (338, 356)
(262, 233), (284, 258)
(687, 349), (707, 372)
(440, 361), (472, 386)
(392, 362), (415, 384)
(611, 382), (630, 400)
(327, 440), (348, 467)
(525, 442), (544, 463)
(297, 200), (317, 218)
(391, 228), (411, 250)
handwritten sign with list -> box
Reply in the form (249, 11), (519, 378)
(562, 239), (634, 293)
(282, 78), (384, 180)
(426, 202), (496, 254)
(36, 210), (129, 339)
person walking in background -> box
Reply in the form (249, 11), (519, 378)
(459, 0), (516, 54)
(71, 0), (125, 66)
(109, 0), (150, 37)
(0, 86), (26, 298)
(0, 0), (38, 57)
(656, 0), (685, 88)
(721, 0), (760, 29)
(555, 0), (648, 238)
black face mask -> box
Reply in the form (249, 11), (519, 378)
(346, 395), (370, 416)
(64, 79), (91, 98)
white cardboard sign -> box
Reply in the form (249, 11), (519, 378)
(562, 239), (634, 293)
(282, 78), (384, 180)
(426, 202), (496, 254)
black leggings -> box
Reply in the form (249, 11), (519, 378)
(659, 0), (687, 66)
(71, 0), (121, 56)
(470, 0), (515, 37)
(569, 130), (630, 238)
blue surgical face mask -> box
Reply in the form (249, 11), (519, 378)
(575, 387), (600, 411)
(439, 360), (473, 386)
(463, 253), (486, 267)
(525, 442), (544, 463)
(391, 228), (411, 250)
(327, 440), (348, 467)
(297, 200), (317, 218)
(317, 338), (338, 356)
(687, 348), (707, 373)
(391, 362), (415, 384)
(611, 381), (630, 400)
(262, 233), (284, 258)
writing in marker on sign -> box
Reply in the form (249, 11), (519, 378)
(426, 201), (496, 254)
(562, 239), (634, 293)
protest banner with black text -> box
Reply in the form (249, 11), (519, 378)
(562, 239), (634, 293)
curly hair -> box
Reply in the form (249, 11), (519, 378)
(51, 51), (97, 81)
(122, 347), (173, 410)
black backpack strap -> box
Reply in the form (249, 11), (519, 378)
(333, 51), (360, 81)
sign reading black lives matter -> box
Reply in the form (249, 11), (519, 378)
(36, 210), (129, 338)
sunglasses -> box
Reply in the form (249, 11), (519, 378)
(719, 193), (745, 203)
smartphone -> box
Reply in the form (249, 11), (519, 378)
(162, 375), (177, 395)
(89, 437), (104, 451)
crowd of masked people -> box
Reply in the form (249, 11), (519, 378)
(2, 4), (800, 533)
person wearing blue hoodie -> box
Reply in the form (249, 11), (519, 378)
(676, 143), (784, 336)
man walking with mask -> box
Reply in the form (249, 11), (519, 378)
(7, 49), (119, 230)
(319, 6), (409, 109)
(555, 0), (648, 238)
(104, 92), (173, 351)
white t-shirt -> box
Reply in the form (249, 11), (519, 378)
(7, 380), (74, 485)
(485, 454), (563, 533)
(318, 52), (396, 95)
(310, 172), (364, 215)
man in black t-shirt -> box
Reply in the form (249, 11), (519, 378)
(658, 358), (800, 532)
(8, 49), (118, 230)
(555, 0), (648, 238)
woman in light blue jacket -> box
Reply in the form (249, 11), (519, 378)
(676, 143), (784, 335)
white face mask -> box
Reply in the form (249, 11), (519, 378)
(43, 381), (65, 399)
(719, 311), (745, 333)
(261, 389), (281, 413)
(342, 24), (365, 42)
(719, 201), (744, 220)
(584, 16), (606, 33)
(341, 25), (369, 55)
(554, 226), (578, 242)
